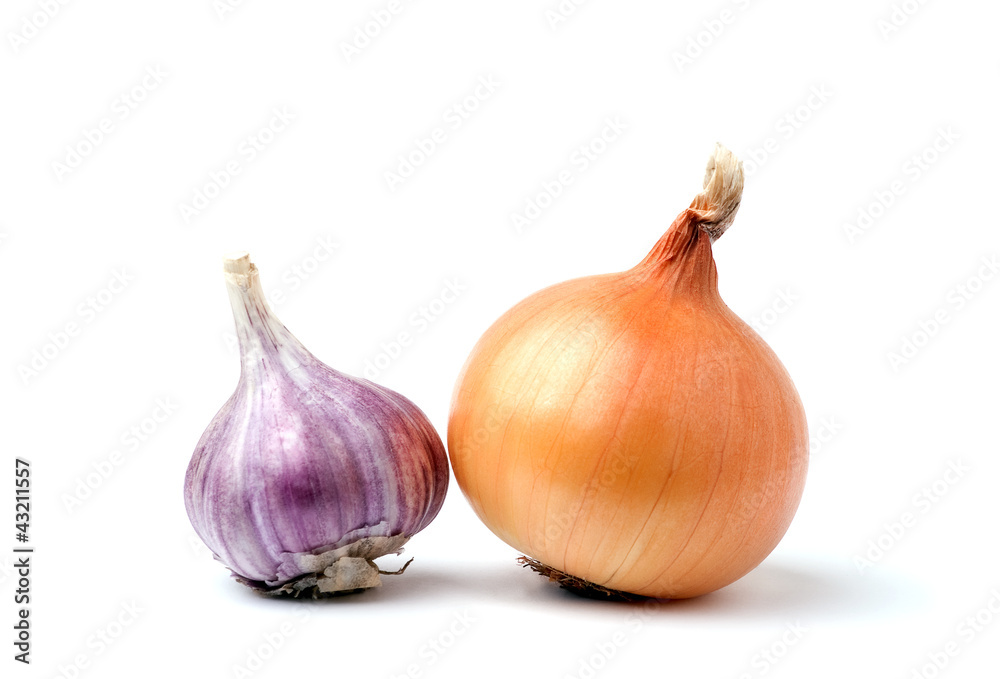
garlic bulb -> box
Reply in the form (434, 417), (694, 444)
(185, 253), (448, 596)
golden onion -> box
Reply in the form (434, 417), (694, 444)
(448, 144), (807, 599)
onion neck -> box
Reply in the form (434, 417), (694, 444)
(223, 252), (317, 386)
(633, 143), (744, 300)
(635, 211), (719, 299)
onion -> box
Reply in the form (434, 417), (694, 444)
(448, 145), (807, 599)
(185, 253), (449, 597)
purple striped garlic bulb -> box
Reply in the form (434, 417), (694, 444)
(184, 252), (448, 597)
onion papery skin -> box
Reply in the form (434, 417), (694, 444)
(185, 254), (448, 595)
(448, 148), (807, 599)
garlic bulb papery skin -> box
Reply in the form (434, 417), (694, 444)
(185, 253), (448, 597)
(448, 145), (807, 600)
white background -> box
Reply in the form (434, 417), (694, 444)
(2, 0), (999, 677)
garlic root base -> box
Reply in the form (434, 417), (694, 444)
(516, 556), (652, 603)
(232, 535), (412, 598)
